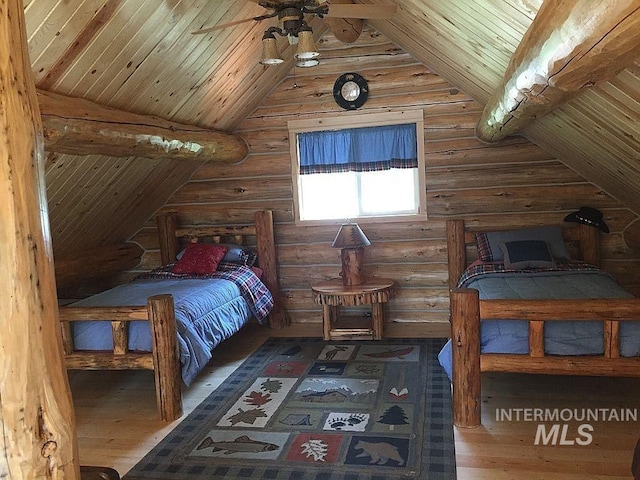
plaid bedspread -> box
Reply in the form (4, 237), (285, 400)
(457, 261), (603, 288)
(137, 263), (274, 324)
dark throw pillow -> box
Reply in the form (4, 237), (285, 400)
(499, 240), (556, 270)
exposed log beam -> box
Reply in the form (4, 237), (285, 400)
(477, 0), (640, 142)
(323, 0), (363, 43)
(38, 89), (249, 163)
(1, 1), (79, 478)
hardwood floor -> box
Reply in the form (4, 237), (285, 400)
(70, 325), (640, 479)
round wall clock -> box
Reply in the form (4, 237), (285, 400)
(333, 73), (369, 110)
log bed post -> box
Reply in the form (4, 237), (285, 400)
(148, 295), (182, 422)
(578, 223), (600, 267)
(156, 213), (179, 266)
(450, 288), (482, 428)
(447, 219), (466, 290)
(1, 0), (80, 478)
(255, 210), (289, 329)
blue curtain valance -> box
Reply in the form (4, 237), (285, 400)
(298, 123), (418, 175)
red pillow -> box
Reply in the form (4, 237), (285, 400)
(172, 243), (228, 275)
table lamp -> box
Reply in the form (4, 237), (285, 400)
(332, 221), (371, 286)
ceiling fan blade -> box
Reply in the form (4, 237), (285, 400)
(325, 4), (397, 19)
(192, 16), (261, 35)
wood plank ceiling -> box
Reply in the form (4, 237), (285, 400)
(23, 0), (640, 257)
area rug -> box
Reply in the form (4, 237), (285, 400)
(124, 338), (456, 480)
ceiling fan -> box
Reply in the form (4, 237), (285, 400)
(192, 1), (397, 66)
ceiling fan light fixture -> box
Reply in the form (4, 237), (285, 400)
(295, 26), (319, 60)
(260, 32), (284, 65)
(296, 58), (319, 68)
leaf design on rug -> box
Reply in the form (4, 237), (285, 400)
(260, 378), (283, 393)
(273, 362), (293, 373)
(301, 439), (328, 462)
(228, 408), (268, 426)
(244, 391), (271, 406)
(389, 387), (409, 399)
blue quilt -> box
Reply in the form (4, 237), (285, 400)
(71, 265), (273, 385)
(438, 263), (640, 379)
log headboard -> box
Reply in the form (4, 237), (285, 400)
(446, 219), (600, 290)
(155, 210), (288, 329)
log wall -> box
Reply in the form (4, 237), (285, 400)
(131, 27), (640, 338)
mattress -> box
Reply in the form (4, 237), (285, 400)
(438, 266), (640, 379)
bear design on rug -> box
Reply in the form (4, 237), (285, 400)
(353, 440), (406, 466)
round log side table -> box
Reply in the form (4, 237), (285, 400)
(311, 278), (396, 341)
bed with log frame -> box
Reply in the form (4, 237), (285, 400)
(444, 219), (640, 428)
(58, 210), (286, 422)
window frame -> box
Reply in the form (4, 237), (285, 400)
(288, 110), (427, 225)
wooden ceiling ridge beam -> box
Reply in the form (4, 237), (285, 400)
(38, 89), (249, 163)
(476, 0), (640, 143)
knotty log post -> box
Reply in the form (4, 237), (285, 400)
(148, 295), (182, 422)
(450, 288), (481, 428)
(156, 213), (179, 266)
(255, 210), (289, 329)
(1, 0), (80, 478)
(446, 219), (466, 290)
(578, 223), (600, 267)
(477, 0), (640, 142)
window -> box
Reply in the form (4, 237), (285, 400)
(289, 110), (426, 223)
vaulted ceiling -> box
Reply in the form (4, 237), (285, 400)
(24, 0), (640, 257)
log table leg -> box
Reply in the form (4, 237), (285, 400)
(322, 305), (338, 341)
(371, 303), (384, 340)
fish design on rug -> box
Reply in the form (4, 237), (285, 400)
(353, 440), (406, 466)
(363, 347), (414, 359)
(196, 435), (279, 455)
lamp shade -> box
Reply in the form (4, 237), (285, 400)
(296, 28), (319, 60)
(332, 222), (371, 248)
(260, 35), (284, 65)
